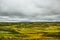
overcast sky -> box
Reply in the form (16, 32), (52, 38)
(0, 0), (60, 22)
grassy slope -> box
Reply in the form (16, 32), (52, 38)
(0, 22), (60, 40)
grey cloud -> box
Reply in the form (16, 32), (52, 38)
(0, 0), (60, 22)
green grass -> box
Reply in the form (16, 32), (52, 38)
(0, 22), (60, 40)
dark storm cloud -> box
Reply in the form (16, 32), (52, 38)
(0, 0), (60, 22)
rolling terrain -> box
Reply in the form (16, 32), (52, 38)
(0, 22), (60, 40)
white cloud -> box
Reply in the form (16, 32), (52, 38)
(0, 0), (60, 22)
